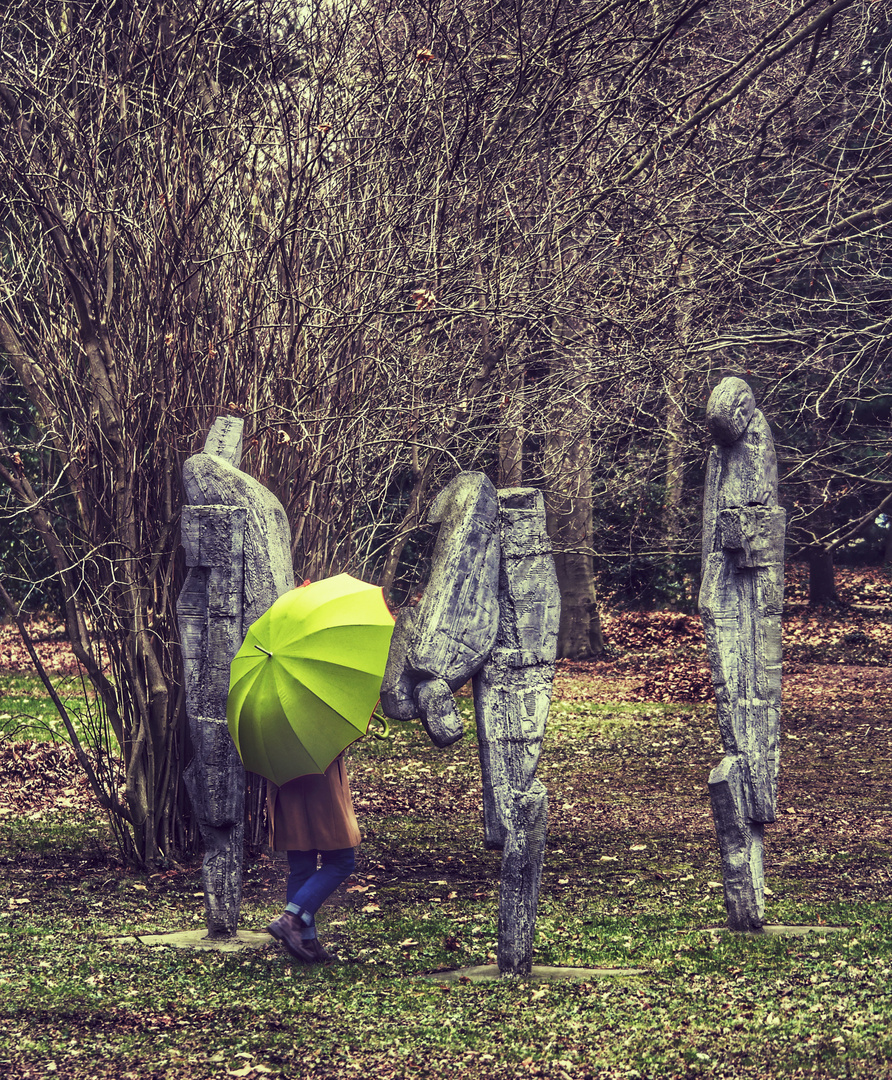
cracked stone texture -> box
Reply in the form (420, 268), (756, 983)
(380, 472), (500, 746)
(699, 377), (785, 932)
(474, 488), (560, 850)
(177, 416), (293, 937)
(478, 488), (559, 975)
(381, 476), (560, 975)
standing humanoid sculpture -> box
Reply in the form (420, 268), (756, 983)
(177, 417), (293, 937)
(699, 378), (786, 931)
(381, 472), (560, 974)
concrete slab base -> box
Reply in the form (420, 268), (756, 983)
(703, 924), (849, 938)
(132, 929), (273, 952)
(420, 963), (648, 984)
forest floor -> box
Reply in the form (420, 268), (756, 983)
(0, 563), (890, 1079)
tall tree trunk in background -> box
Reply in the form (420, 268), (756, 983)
(662, 368), (686, 557)
(806, 420), (838, 606)
(544, 350), (603, 659)
(498, 357), (524, 488)
(808, 543), (837, 606)
(662, 259), (694, 565)
(807, 490), (838, 606)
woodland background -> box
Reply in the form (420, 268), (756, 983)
(1, 0), (890, 864)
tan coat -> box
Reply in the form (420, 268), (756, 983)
(267, 755), (361, 852)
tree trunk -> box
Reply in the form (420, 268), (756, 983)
(498, 361), (524, 489)
(662, 372), (686, 564)
(808, 545), (837, 606)
(662, 260), (694, 561)
(544, 353), (603, 659)
(805, 422), (838, 607)
(551, 547), (603, 659)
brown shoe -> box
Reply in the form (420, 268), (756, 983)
(306, 937), (334, 963)
(266, 912), (317, 963)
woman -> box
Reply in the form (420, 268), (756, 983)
(265, 753), (360, 962)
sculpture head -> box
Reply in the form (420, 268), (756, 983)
(706, 377), (756, 446)
(427, 471), (488, 524)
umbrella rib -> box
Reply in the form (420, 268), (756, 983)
(228, 574), (394, 783)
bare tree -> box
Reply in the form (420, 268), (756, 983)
(677, 0), (892, 602)
(555, 0), (888, 608)
(0, 0), (409, 862)
(1, 0), (881, 866)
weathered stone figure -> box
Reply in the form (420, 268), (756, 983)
(381, 473), (501, 747)
(699, 377), (786, 931)
(177, 417), (293, 937)
(381, 472), (560, 974)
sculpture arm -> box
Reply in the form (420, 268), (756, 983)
(380, 472), (500, 747)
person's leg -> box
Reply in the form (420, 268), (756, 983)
(285, 847), (356, 937)
(269, 848), (355, 961)
(266, 849), (319, 961)
(284, 849), (317, 914)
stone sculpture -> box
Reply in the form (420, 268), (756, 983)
(381, 472), (561, 973)
(699, 377), (786, 932)
(177, 417), (293, 937)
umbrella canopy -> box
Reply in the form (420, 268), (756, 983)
(227, 574), (395, 785)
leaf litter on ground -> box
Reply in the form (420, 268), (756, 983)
(0, 564), (891, 1078)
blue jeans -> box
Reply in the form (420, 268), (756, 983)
(285, 847), (355, 939)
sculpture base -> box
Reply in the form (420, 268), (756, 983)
(702, 924), (848, 938)
(113, 929), (273, 952)
(420, 963), (647, 983)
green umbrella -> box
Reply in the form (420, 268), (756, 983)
(227, 574), (394, 786)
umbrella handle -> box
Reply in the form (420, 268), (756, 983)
(370, 712), (390, 740)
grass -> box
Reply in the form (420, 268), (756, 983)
(1, 682), (891, 1079)
(0, 672), (96, 745)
